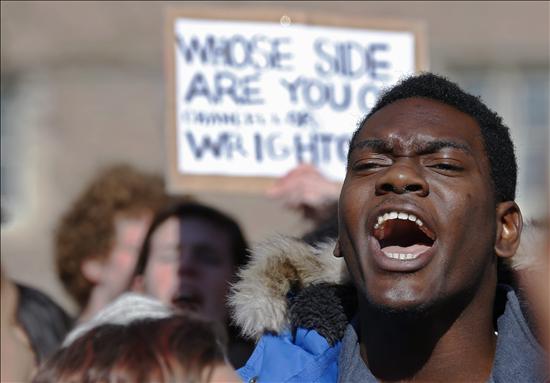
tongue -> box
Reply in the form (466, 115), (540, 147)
(381, 244), (431, 256)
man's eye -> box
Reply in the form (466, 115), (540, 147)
(430, 163), (464, 171)
(353, 162), (387, 171)
(195, 247), (223, 266)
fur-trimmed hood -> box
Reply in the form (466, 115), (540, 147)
(229, 236), (353, 344)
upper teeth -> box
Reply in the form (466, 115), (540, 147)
(374, 211), (423, 229)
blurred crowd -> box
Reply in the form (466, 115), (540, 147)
(1, 160), (342, 382)
(1, 74), (548, 383)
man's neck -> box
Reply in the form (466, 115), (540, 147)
(358, 282), (497, 382)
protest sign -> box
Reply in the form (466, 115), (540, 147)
(165, 8), (427, 193)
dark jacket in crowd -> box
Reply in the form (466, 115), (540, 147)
(16, 283), (73, 362)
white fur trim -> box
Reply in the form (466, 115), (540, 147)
(228, 236), (347, 340)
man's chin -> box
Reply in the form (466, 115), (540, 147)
(372, 301), (431, 319)
(363, 290), (435, 318)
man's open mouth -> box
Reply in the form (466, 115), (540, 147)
(373, 211), (436, 261)
(172, 291), (203, 311)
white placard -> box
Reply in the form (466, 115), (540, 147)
(173, 18), (416, 182)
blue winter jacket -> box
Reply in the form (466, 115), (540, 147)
(238, 328), (341, 383)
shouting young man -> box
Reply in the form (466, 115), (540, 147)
(231, 73), (547, 382)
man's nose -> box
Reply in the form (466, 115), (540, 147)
(177, 250), (199, 277)
(375, 160), (429, 197)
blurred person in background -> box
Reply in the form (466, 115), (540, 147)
(32, 293), (241, 383)
(1, 267), (72, 382)
(55, 164), (168, 323)
(131, 200), (254, 368)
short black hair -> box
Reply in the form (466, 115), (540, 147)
(349, 73), (517, 203)
(134, 200), (249, 277)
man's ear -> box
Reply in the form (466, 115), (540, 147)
(81, 257), (105, 283)
(494, 201), (523, 259)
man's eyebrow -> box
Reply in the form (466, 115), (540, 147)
(348, 138), (473, 159)
(350, 139), (392, 153)
(415, 140), (472, 155)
